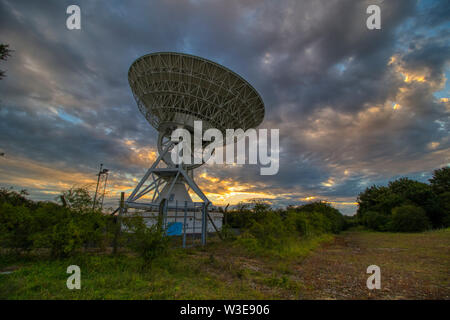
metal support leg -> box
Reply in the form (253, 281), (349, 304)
(183, 201), (187, 248)
(201, 203), (207, 246)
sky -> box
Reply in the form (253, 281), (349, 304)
(0, 0), (449, 215)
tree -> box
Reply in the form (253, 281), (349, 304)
(390, 205), (431, 232)
(0, 188), (33, 208)
(429, 167), (450, 195)
(438, 192), (450, 227)
(388, 178), (442, 226)
(60, 187), (94, 212)
(294, 201), (345, 233)
(0, 203), (36, 252)
(0, 44), (12, 79)
(363, 211), (390, 231)
(357, 176), (444, 228)
(357, 185), (403, 217)
(388, 178), (434, 207)
(123, 215), (169, 266)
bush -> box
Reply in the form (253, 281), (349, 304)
(226, 200), (272, 229)
(285, 211), (310, 237)
(343, 215), (359, 230)
(247, 212), (291, 249)
(429, 167), (450, 195)
(235, 201), (346, 256)
(363, 211), (390, 231)
(390, 205), (431, 232)
(0, 188), (34, 208)
(357, 168), (450, 229)
(437, 192), (450, 228)
(0, 203), (36, 252)
(0, 187), (112, 257)
(286, 202), (345, 235)
(32, 204), (110, 257)
(124, 215), (169, 265)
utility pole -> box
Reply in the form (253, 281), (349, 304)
(93, 163), (109, 210)
(100, 172), (109, 210)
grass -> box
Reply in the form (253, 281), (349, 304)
(1, 229), (449, 299)
(295, 228), (450, 299)
(0, 249), (266, 299)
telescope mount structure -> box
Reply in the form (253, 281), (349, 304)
(123, 52), (265, 246)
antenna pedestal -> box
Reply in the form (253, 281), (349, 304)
(123, 144), (213, 247)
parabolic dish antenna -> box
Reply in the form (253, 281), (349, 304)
(124, 52), (265, 242)
(128, 52), (265, 168)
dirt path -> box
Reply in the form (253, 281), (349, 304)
(294, 231), (450, 299)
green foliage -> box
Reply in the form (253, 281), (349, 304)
(342, 215), (359, 230)
(0, 187), (112, 257)
(60, 187), (94, 212)
(357, 168), (450, 229)
(437, 192), (450, 227)
(390, 205), (431, 232)
(247, 212), (291, 249)
(285, 211), (311, 237)
(362, 211), (390, 231)
(292, 202), (345, 234)
(219, 223), (237, 241)
(235, 201), (345, 256)
(123, 215), (169, 265)
(429, 167), (450, 195)
(0, 203), (36, 251)
(0, 188), (34, 208)
(31, 203), (110, 257)
(357, 185), (403, 216)
(226, 200), (272, 229)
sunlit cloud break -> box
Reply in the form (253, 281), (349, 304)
(0, 0), (449, 215)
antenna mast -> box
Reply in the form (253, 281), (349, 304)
(93, 163), (109, 210)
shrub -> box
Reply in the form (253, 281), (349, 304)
(286, 202), (345, 236)
(124, 215), (169, 265)
(237, 202), (346, 255)
(357, 169), (450, 229)
(29, 202), (110, 257)
(0, 203), (36, 251)
(363, 211), (390, 231)
(390, 205), (431, 232)
(429, 167), (450, 195)
(248, 212), (290, 249)
(343, 215), (359, 230)
(437, 192), (450, 228)
(285, 211), (310, 237)
(0, 188), (35, 208)
(294, 202), (345, 234)
(32, 206), (77, 257)
(61, 187), (93, 212)
(219, 223), (236, 241)
(226, 200), (272, 229)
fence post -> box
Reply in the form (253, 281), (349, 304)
(112, 192), (124, 255)
(183, 201), (187, 248)
(201, 203), (207, 246)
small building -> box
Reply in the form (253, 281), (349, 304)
(138, 210), (223, 234)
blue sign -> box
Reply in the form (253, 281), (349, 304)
(166, 222), (183, 236)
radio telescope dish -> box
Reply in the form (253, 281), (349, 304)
(124, 53), (265, 245)
(128, 52), (265, 168)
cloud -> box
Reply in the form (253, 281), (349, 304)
(0, 0), (449, 215)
